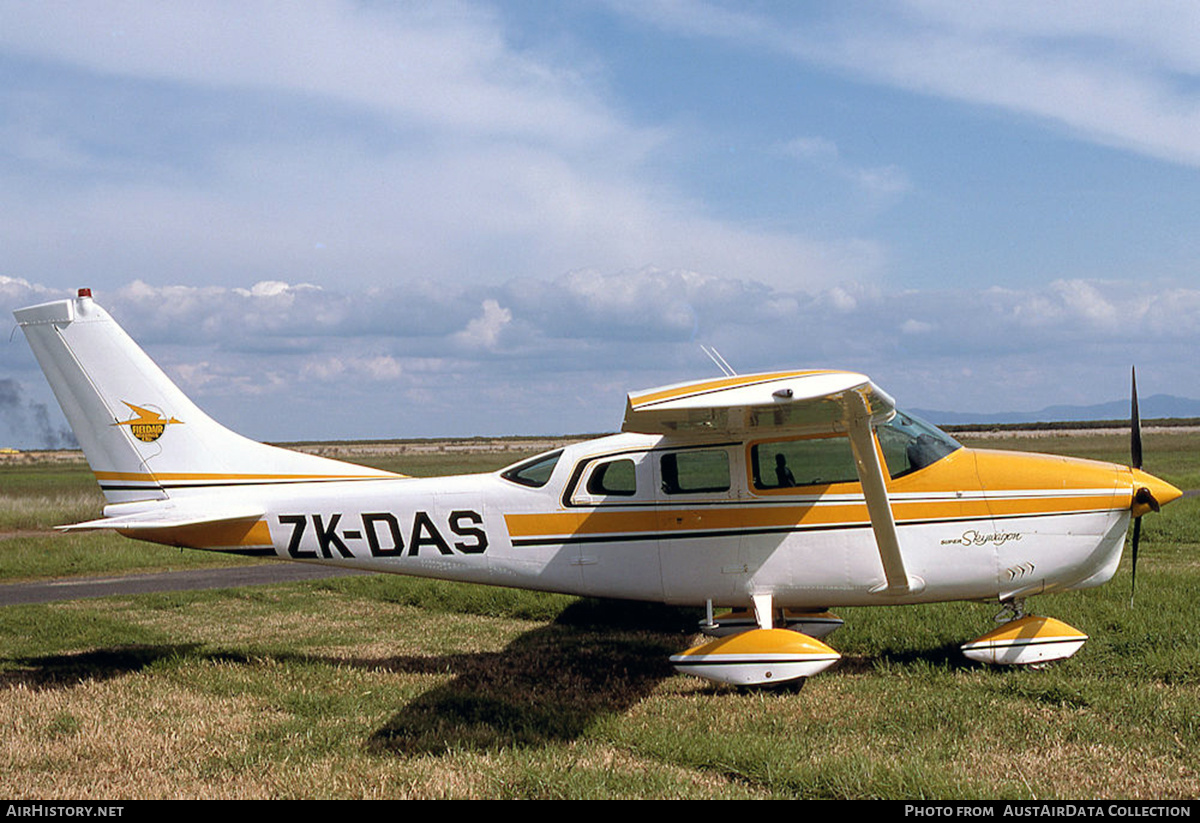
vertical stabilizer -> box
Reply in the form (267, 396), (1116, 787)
(15, 291), (397, 503)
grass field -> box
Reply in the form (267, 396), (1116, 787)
(1, 433), (1196, 799)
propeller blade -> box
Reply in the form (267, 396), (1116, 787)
(1131, 366), (1143, 470)
(1129, 515), (1142, 606)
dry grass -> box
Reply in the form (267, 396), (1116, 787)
(2, 582), (1197, 799)
(0, 490), (103, 532)
(0, 676), (282, 799)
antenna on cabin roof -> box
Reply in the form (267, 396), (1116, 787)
(700, 345), (737, 377)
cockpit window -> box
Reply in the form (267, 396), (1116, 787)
(501, 449), (563, 488)
(877, 411), (961, 479)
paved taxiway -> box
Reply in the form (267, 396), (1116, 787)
(0, 563), (371, 607)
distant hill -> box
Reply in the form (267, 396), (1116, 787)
(911, 394), (1200, 426)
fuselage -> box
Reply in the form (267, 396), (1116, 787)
(134, 424), (1171, 610)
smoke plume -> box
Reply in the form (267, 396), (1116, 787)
(0, 379), (77, 449)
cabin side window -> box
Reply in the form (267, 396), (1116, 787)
(567, 453), (654, 506)
(586, 458), (637, 496)
(660, 449), (731, 495)
(750, 436), (857, 490)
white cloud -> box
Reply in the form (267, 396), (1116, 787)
(622, 0), (1200, 169)
(0, 275), (57, 306)
(781, 136), (911, 202)
(235, 280), (322, 299)
(0, 1), (623, 149)
(299, 354), (404, 383)
(455, 299), (513, 350)
(11, 274), (1199, 370)
(0, 2), (891, 294)
(781, 137), (840, 164)
(7, 273), (1200, 446)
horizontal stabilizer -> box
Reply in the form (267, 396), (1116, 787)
(59, 500), (274, 552)
(59, 504), (265, 532)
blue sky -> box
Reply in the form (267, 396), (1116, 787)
(3, 1), (1200, 447)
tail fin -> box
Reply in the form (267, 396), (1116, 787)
(15, 290), (397, 504)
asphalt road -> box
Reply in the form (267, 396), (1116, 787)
(0, 562), (373, 607)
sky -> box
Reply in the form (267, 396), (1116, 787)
(3, 0), (1200, 447)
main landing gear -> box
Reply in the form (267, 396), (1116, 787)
(668, 596), (842, 687)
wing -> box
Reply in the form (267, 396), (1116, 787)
(622, 370), (895, 437)
(623, 370), (921, 596)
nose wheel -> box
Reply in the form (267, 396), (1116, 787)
(992, 598), (1026, 624)
(961, 601), (1087, 666)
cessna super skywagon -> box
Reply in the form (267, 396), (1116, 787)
(14, 290), (1182, 686)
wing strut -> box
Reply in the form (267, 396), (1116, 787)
(843, 390), (924, 596)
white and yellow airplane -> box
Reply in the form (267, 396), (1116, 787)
(14, 289), (1182, 687)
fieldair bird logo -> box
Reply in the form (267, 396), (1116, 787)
(112, 401), (183, 443)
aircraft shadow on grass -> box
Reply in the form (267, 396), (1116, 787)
(2, 643), (202, 690)
(832, 643), (982, 675)
(362, 599), (696, 755)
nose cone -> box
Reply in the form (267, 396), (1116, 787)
(1130, 468), (1182, 516)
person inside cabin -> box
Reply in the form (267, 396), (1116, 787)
(775, 453), (796, 488)
(661, 453), (680, 494)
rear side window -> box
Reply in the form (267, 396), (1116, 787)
(751, 436), (857, 490)
(660, 449), (730, 494)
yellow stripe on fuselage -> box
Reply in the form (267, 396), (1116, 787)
(119, 519), (273, 550)
(504, 491), (1118, 541)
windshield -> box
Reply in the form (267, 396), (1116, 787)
(500, 449), (563, 488)
(876, 411), (961, 478)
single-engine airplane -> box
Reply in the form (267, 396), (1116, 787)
(14, 290), (1182, 687)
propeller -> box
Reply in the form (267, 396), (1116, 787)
(1129, 366), (1160, 605)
